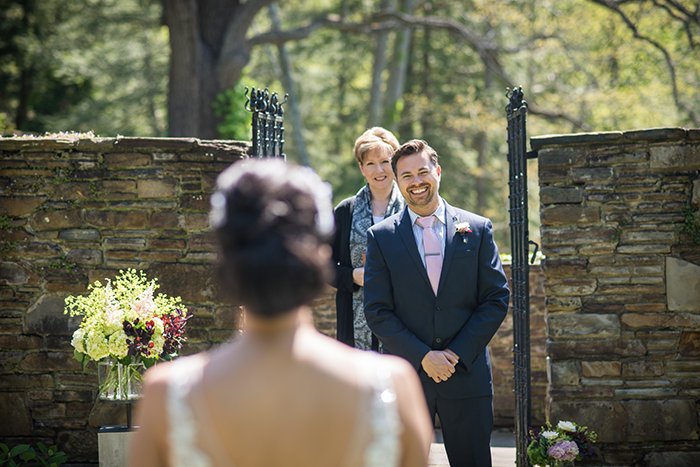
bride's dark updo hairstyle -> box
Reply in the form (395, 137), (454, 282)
(210, 159), (335, 317)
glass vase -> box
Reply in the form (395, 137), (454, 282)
(98, 357), (146, 401)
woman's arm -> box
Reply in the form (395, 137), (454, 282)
(330, 197), (359, 293)
(129, 365), (172, 467)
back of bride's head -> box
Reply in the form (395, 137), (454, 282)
(210, 159), (334, 317)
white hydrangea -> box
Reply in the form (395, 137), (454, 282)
(108, 330), (129, 358)
(542, 430), (558, 440)
(71, 328), (86, 354)
(85, 332), (110, 361)
(151, 333), (165, 356)
(558, 421), (576, 432)
(152, 316), (164, 335)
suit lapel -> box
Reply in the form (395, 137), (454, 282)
(438, 203), (460, 295)
(397, 208), (432, 287)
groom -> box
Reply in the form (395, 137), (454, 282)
(363, 140), (510, 466)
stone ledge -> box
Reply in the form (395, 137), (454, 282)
(0, 137), (251, 157)
(531, 128), (694, 150)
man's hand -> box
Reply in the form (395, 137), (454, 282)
(421, 350), (459, 383)
(352, 267), (364, 286)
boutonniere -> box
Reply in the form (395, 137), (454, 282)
(455, 220), (471, 243)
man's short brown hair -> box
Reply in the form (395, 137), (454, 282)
(353, 127), (400, 164)
(391, 139), (439, 175)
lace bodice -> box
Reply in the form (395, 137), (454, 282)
(166, 352), (402, 467)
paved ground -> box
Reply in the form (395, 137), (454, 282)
(429, 429), (516, 466)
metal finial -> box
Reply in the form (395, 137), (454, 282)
(505, 86), (527, 115)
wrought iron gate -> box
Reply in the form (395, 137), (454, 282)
(506, 86), (537, 467)
(245, 87), (287, 159)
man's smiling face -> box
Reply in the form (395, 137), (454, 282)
(396, 151), (441, 216)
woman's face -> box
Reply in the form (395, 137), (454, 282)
(358, 148), (394, 193)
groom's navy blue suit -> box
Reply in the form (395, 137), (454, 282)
(364, 200), (509, 466)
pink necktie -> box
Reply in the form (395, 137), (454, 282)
(417, 216), (442, 295)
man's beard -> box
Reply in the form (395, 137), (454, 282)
(404, 183), (437, 209)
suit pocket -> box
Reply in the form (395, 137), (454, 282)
(454, 249), (477, 259)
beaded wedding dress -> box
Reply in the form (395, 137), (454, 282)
(166, 352), (402, 467)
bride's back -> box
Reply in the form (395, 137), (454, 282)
(189, 326), (391, 467)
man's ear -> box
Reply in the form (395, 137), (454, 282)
(436, 164), (441, 179)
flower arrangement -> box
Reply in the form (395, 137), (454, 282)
(527, 420), (598, 466)
(64, 269), (191, 369)
(455, 221), (472, 243)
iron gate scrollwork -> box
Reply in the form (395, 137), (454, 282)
(506, 86), (537, 467)
(245, 87), (287, 159)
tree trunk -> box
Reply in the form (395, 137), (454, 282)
(381, 0), (415, 134)
(474, 61), (493, 215)
(269, 3), (310, 166)
(367, 0), (394, 128)
(162, 0), (273, 138)
(162, 0), (201, 137)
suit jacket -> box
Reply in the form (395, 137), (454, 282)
(363, 201), (510, 399)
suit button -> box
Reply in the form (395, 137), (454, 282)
(435, 307), (441, 312)
(436, 338), (442, 343)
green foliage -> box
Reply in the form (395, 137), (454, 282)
(213, 81), (253, 141)
(0, 112), (15, 135)
(44, 255), (79, 277)
(0, 216), (19, 252)
(680, 205), (700, 245)
(0, 0), (168, 136)
(0, 216), (12, 230)
(0, 442), (68, 467)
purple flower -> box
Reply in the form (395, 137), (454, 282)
(548, 440), (579, 462)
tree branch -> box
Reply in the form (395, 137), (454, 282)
(527, 104), (592, 132)
(248, 6), (599, 131)
(589, 0), (699, 126)
(217, 0), (277, 87)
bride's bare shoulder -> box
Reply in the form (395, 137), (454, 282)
(143, 354), (208, 389)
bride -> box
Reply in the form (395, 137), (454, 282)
(129, 159), (433, 467)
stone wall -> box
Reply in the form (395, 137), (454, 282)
(0, 137), (247, 464)
(532, 128), (700, 466)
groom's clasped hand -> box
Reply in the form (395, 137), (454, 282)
(421, 348), (460, 383)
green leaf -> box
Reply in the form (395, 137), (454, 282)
(142, 356), (158, 368)
(0, 444), (8, 454)
(8, 446), (29, 458)
(22, 451), (36, 462)
(117, 356), (133, 366)
(49, 454), (68, 466)
(37, 442), (47, 453)
(74, 349), (90, 371)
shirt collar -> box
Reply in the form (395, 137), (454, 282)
(408, 198), (446, 226)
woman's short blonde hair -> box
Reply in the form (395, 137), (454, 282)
(353, 127), (400, 164)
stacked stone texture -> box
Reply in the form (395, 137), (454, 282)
(533, 128), (700, 466)
(0, 137), (249, 463)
